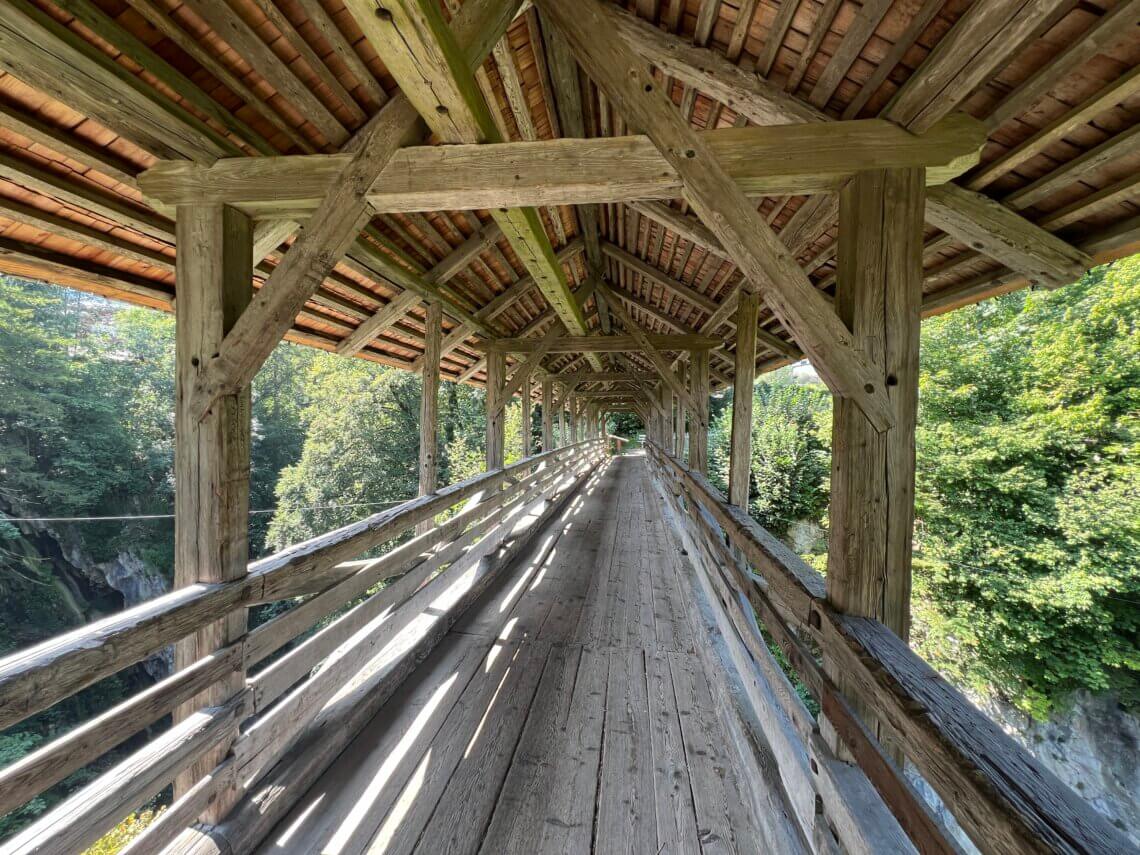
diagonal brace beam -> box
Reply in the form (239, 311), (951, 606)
(540, 0), (894, 431)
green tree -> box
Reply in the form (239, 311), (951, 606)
(913, 260), (1139, 717)
(708, 376), (831, 538)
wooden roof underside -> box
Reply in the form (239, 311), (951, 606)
(0, 0), (1138, 389)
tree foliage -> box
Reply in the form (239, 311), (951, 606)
(912, 260), (1139, 717)
(706, 262), (1139, 719)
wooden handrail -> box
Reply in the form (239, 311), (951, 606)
(644, 441), (1134, 855)
(0, 441), (605, 852)
(0, 441), (589, 732)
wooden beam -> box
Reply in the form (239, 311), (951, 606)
(542, 0), (895, 431)
(417, 302), (442, 535)
(492, 320), (565, 419)
(172, 204), (251, 816)
(986, 0), (1140, 128)
(181, 0), (349, 146)
(728, 289), (759, 509)
(602, 241), (719, 314)
(595, 280), (700, 417)
(555, 371), (658, 385)
(481, 333), (722, 352)
(139, 118), (986, 216)
(883, 0), (1073, 134)
(624, 200), (726, 259)
(925, 184), (1090, 288)
(0, 0), (232, 162)
(539, 16), (611, 334)
(188, 98), (421, 419)
(605, 1), (1092, 294)
(347, 0), (596, 366)
(339, 223), (500, 358)
(0, 100), (139, 188)
(966, 65), (1140, 192)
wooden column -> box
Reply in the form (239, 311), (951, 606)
(417, 301), (442, 535)
(558, 391), (567, 447)
(660, 382), (673, 451)
(674, 361), (686, 458)
(541, 379), (554, 452)
(485, 349), (505, 470)
(728, 289), (760, 509)
(520, 381), (533, 458)
(827, 167), (924, 640)
(173, 204), (252, 814)
(689, 348), (710, 474)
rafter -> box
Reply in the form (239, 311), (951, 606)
(543, 0), (895, 430)
(345, 0), (600, 375)
(604, 2), (1092, 290)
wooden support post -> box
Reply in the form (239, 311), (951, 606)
(674, 361), (686, 458)
(173, 204), (252, 816)
(558, 393), (567, 447)
(828, 167), (924, 637)
(417, 301), (442, 535)
(728, 289), (760, 509)
(688, 349), (710, 474)
(541, 379), (554, 452)
(485, 349), (505, 470)
(520, 380), (532, 458)
(825, 168), (924, 760)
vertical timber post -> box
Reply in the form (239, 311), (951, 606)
(660, 381), (674, 455)
(173, 204), (252, 815)
(558, 389), (567, 447)
(674, 361), (685, 458)
(520, 380), (533, 458)
(486, 349), (505, 470)
(729, 289), (759, 509)
(542, 379), (554, 452)
(417, 301), (442, 535)
(825, 167), (924, 752)
(689, 348), (710, 474)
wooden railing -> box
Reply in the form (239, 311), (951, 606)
(644, 442), (1134, 855)
(0, 440), (606, 854)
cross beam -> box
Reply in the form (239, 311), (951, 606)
(139, 117), (985, 217)
(481, 334), (722, 353)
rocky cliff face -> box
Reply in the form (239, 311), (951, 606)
(910, 691), (1140, 851)
(988, 691), (1139, 845)
(3, 522), (171, 679)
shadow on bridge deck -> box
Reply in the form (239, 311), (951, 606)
(252, 455), (802, 855)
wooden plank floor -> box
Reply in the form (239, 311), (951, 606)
(255, 454), (775, 854)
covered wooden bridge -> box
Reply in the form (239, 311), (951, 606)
(1, 0), (1139, 852)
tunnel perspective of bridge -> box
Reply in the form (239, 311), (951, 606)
(0, 0), (1138, 852)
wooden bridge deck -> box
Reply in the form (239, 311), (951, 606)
(253, 454), (794, 854)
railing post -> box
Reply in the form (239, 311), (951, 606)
(486, 349), (505, 469)
(558, 387), (568, 447)
(173, 203), (252, 816)
(825, 167), (924, 750)
(417, 301), (442, 535)
(728, 288), (759, 509)
(688, 348), (710, 474)
(542, 378), (553, 452)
